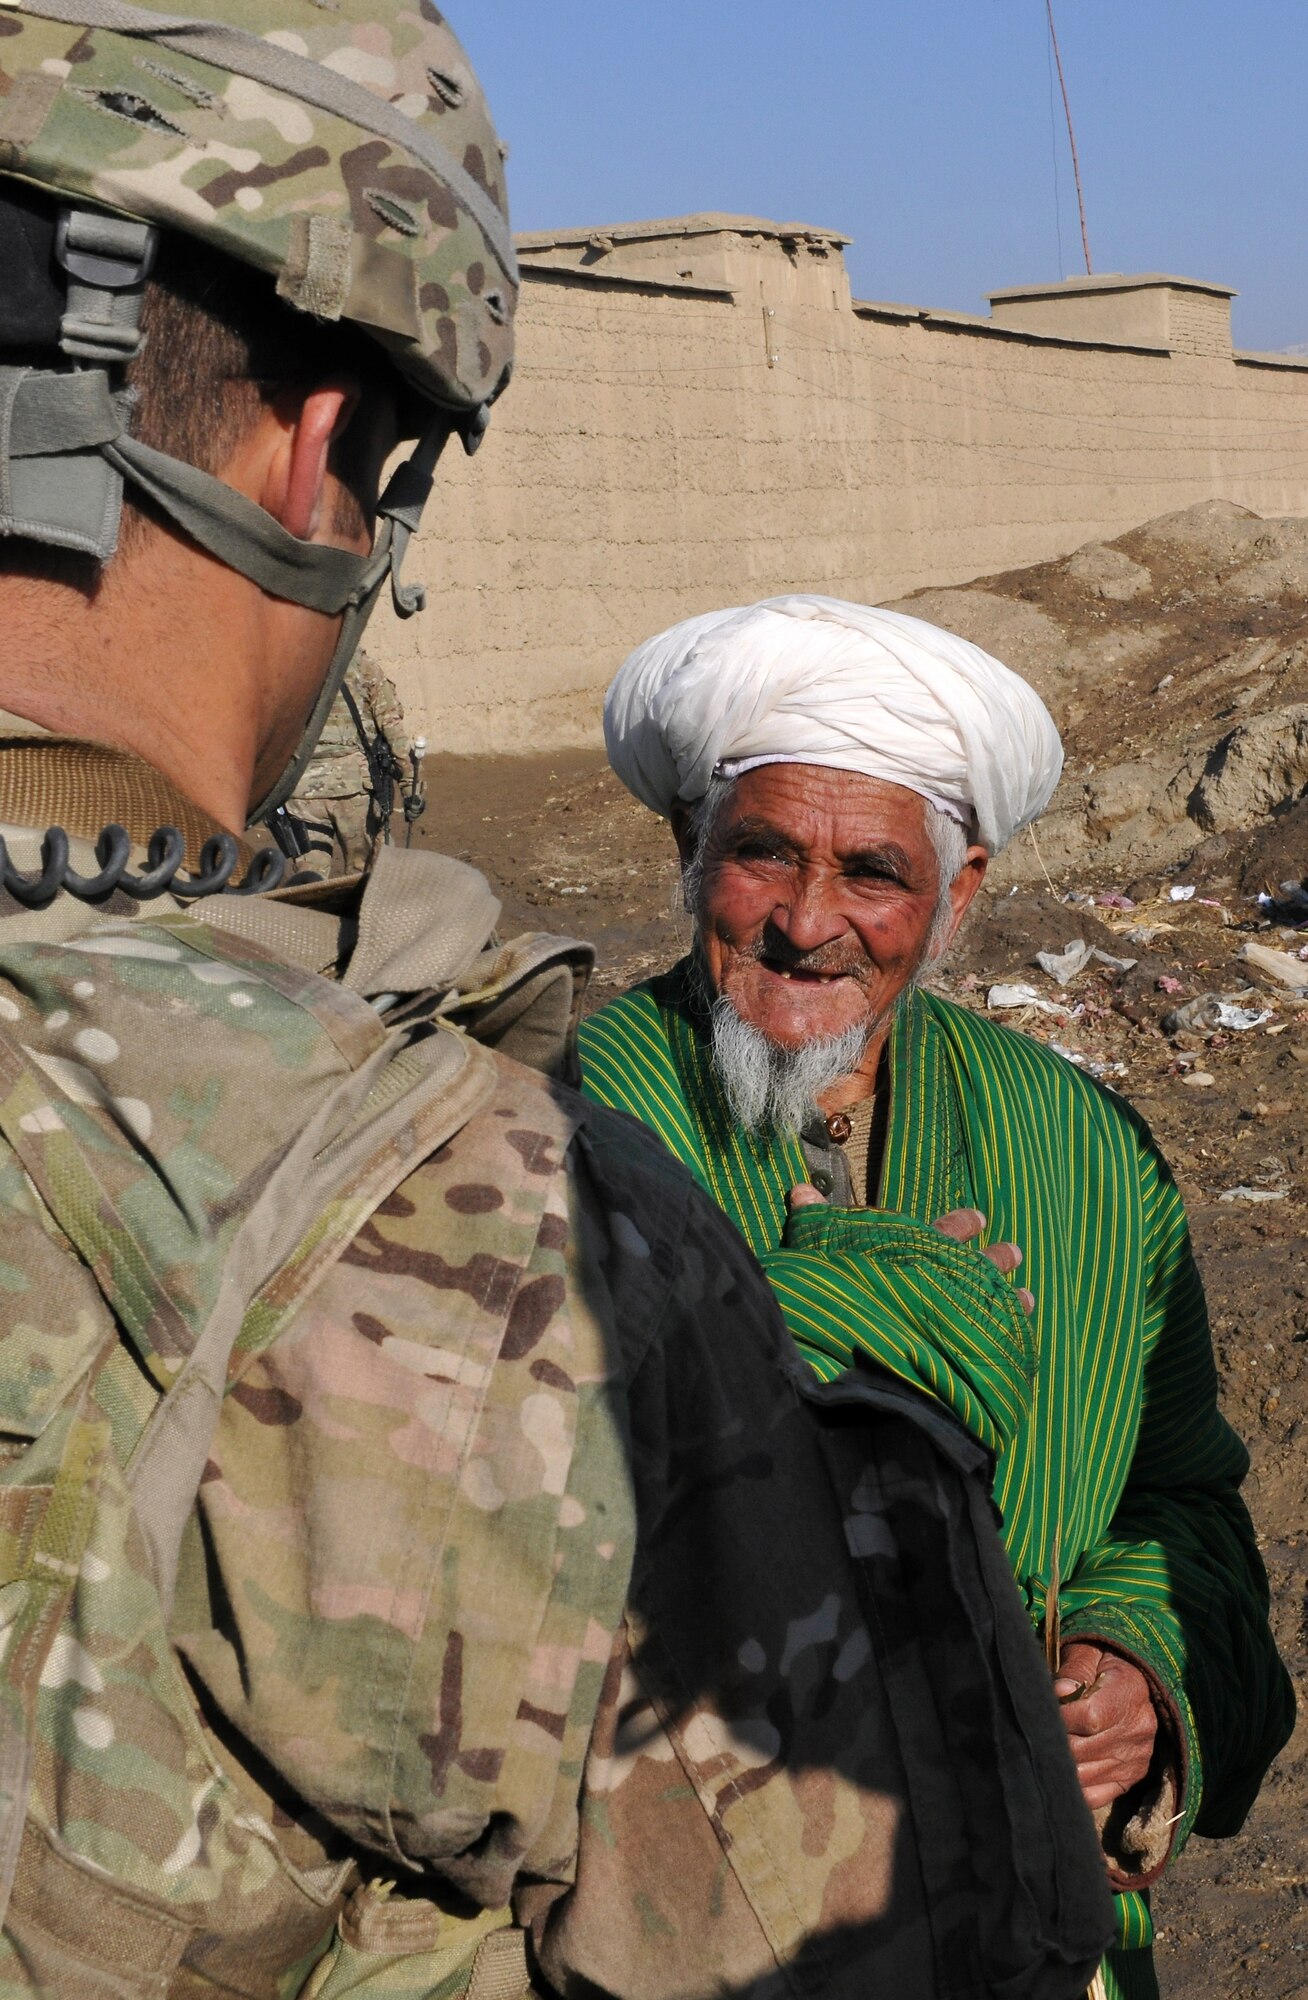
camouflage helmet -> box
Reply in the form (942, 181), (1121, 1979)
(0, 0), (516, 417)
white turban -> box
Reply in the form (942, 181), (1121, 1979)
(603, 595), (1063, 853)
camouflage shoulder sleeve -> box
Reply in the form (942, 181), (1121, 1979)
(177, 1066), (915, 1987)
(172, 1057), (637, 1909)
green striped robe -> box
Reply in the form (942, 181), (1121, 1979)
(579, 964), (1293, 1996)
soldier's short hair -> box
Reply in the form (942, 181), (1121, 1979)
(0, 182), (383, 579)
(128, 228), (382, 550)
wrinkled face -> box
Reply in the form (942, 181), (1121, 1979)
(681, 764), (986, 1052)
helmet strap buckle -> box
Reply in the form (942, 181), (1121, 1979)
(55, 207), (158, 365)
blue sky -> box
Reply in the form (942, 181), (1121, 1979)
(459, 2), (1307, 352)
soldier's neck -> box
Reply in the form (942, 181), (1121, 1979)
(0, 538), (303, 835)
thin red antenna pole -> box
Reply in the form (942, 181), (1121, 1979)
(1045, 0), (1092, 275)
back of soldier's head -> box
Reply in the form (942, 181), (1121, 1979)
(0, 0), (516, 813)
(0, 182), (381, 564)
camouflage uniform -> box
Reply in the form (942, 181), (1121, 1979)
(290, 656), (415, 877)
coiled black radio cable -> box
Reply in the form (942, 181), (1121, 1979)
(0, 824), (289, 908)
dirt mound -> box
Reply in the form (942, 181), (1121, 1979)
(887, 502), (1308, 898)
(1062, 542), (1153, 601)
(944, 889), (1124, 980)
(1192, 704), (1308, 832)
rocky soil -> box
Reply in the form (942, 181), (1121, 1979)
(417, 499), (1308, 1998)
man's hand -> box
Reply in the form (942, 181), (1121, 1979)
(932, 1207), (1034, 1313)
(1055, 1642), (1158, 1810)
(785, 1193), (1035, 1313)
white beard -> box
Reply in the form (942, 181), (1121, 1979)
(709, 994), (871, 1137)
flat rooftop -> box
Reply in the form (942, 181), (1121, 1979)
(516, 212), (852, 252)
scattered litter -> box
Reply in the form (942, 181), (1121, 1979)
(1123, 925), (1162, 945)
(1048, 1041), (1127, 1080)
(1094, 891), (1136, 910)
(1154, 674), (1174, 691)
(1180, 1071), (1215, 1087)
(1169, 885), (1196, 903)
(1218, 1185), (1289, 1204)
(1034, 938), (1138, 982)
(1239, 941), (1308, 993)
(1165, 994), (1276, 1034)
(1036, 941), (1092, 982)
(987, 982), (1075, 1019)
(1158, 975), (1184, 994)
(1217, 1001), (1276, 1030)
(1163, 997), (1218, 1034)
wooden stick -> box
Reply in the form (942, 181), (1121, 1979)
(1044, 1522), (1062, 1675)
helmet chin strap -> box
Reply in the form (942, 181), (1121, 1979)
(100, 410), (457, 830)
(242, 419), (455, 826)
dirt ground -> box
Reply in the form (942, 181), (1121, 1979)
(414, 501), (1308, 1998)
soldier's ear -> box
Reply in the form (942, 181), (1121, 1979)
(218, 378), (363, 547)
(272, 380), (363, 543)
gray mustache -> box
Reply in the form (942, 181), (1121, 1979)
(743, 931), (870, 981)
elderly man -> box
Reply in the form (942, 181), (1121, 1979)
(579, 595), (1293, 2000)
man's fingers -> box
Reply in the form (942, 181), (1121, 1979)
(788, 1184), (827, 1211)
(934, 1213), (1032, 1307)
(1058, 1652), (1147, 1731)
(1057, 1642), (1104, 1686)
(804, 1197), (1031, 1307)
(1064, 1734), (1155, 1801)
(933, 1207), (986, 1243)
(1055, 1645), (1158, 1806)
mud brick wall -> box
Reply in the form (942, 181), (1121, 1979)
(373, 220), (1308, 753)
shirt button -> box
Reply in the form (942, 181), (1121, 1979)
(810, 1171), (834, 1196)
